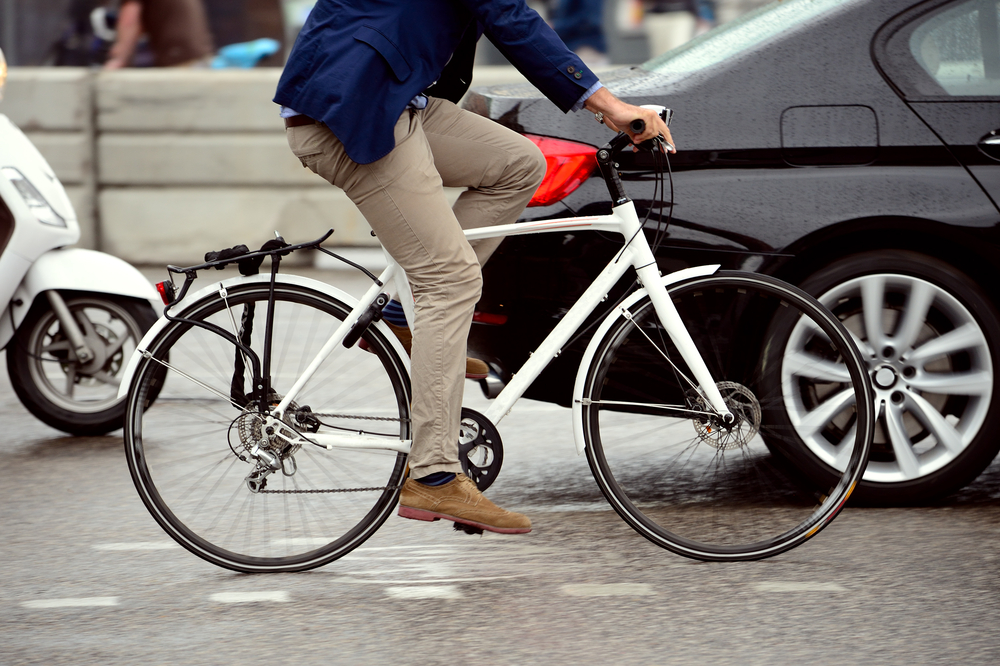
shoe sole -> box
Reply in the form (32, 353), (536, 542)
(398, 505), (531, 534)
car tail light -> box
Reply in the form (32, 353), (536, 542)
(473, 311), (508, 325)
(525, 135), (598, 207)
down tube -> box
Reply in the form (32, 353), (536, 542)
(484, 248), (636, 426)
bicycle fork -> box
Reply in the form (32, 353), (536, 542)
(633, 261), (735, 424)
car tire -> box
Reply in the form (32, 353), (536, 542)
(767, 250), (1000, 505)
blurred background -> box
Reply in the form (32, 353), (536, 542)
(0, 0), (772, 264)
(0, 0), (771, 68)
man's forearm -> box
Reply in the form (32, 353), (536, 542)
(105, 1), (143, 69)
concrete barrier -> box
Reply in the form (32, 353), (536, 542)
(1, 66), (532, 265)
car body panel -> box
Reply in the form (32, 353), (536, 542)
(465, 0), (1000, 409)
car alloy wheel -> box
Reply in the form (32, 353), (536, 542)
(777, 251), (1000, 504)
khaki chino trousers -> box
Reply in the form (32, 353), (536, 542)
(286, 98), (545, 479)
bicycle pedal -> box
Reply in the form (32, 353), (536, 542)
(453, 522), (484, 536)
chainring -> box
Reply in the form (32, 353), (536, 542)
(458, 407), (504, 491)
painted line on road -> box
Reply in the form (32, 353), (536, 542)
(333, 574), (525, 584)
(385, 585), (462, 600)
(22, 597), (119, 609)
(355, 545), (459, 552)
(210, 591), (290, 604)
(93, 542), (181, 551)
(561, 583), (655, 597)
(754, 582), (847, 592)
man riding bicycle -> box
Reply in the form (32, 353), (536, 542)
(274, 0), (673, 535)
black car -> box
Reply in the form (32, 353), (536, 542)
(465, 0), (1000, 504)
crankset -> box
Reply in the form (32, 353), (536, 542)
(458, 407), (503, 492)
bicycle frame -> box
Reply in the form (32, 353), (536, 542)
(271, 198), (733, 454)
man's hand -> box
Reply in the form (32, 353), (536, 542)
(584, 87), (676, 153)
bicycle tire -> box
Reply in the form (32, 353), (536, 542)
(124, 281), (410, 573)
(580, 271), (873, 561)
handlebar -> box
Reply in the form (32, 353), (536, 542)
(596, 107), (674, 208)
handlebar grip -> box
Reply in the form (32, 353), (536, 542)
(630, 119), (645, 134)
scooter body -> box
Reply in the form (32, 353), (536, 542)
(0, 111), (159, 434)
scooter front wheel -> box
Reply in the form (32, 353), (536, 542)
(7, 292), (157, 435)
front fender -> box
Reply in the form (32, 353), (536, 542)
(0, 248), (158, 350)
(117, 273), (410, 399)
(22, 248), (157, 303)
(571, 264), (721, 456)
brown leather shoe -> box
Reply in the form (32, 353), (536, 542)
(398, 473), (531, 534)
(381, 321), (489, 380)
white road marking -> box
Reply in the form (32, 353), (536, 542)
(210, 591), (290, 604)
(270, 538), (333, 548)
(93, 542), (181, 551)
(385, 585), (462, 600)
(561, 584), (655, 597)
(22, 597), (119, 609)
(355, 545), (458, 552)
(754, 582), (847, 592)
(333, 575), (524, 584)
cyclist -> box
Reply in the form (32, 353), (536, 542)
(274, 0), (673, 535)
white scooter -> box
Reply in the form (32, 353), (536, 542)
(0, 48), (159, 435)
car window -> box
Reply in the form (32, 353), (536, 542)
(909, 0), (1000, 96)
(643, 0), (853, 75)
(879, 0), (1000, 98)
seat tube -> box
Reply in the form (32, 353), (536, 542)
(635, 262), (733, 421)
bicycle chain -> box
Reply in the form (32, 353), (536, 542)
(252, 411), (407, 493)
(309, 412), (407, 423)
(259, 483), (402, 494)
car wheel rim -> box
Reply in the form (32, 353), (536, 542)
(782, 273), (993, 483)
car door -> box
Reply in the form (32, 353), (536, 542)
(876, 0), (1000, 208)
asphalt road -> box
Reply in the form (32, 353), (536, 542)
(2, 268), (1000, 665)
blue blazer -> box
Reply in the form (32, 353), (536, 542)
(274, 0), (600, 164)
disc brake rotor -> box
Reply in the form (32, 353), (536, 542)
(691, 381), (762, 450)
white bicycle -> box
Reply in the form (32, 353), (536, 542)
(120, 115), (874, 572)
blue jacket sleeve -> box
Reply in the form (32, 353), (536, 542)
(457, 0), (601, 112)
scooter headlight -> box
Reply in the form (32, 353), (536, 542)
(1, 167), (67, 227)
(0, 48), (6, 101)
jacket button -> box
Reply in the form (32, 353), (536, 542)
(574, 71), (582, 79)
(567, 66), (575, 73)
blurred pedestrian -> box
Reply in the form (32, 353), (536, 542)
(715, 0), (771, 25)
(104, 0), (215, 69)
(644, 1), (696, 58)
(551, 0), (609, 66)
(644, 0), (715, 58)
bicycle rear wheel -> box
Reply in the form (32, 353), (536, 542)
(580, 271), (873, 561)
(124, 281), (410, 573)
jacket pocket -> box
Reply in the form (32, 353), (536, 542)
(353, 25), (412, 82)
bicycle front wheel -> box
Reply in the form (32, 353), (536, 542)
(581, 271), (873, 561)
(124, 281), (410, 573)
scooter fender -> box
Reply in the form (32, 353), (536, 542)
(117, 273), (411, 400)
(571, 264), (721, 456)
(0, 248), (159, 350)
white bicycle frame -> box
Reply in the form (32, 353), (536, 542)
(269, 199), (732, 455)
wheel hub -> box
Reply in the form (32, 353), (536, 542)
(872, 365), (898, 389)
(692, 381), (762, 450)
